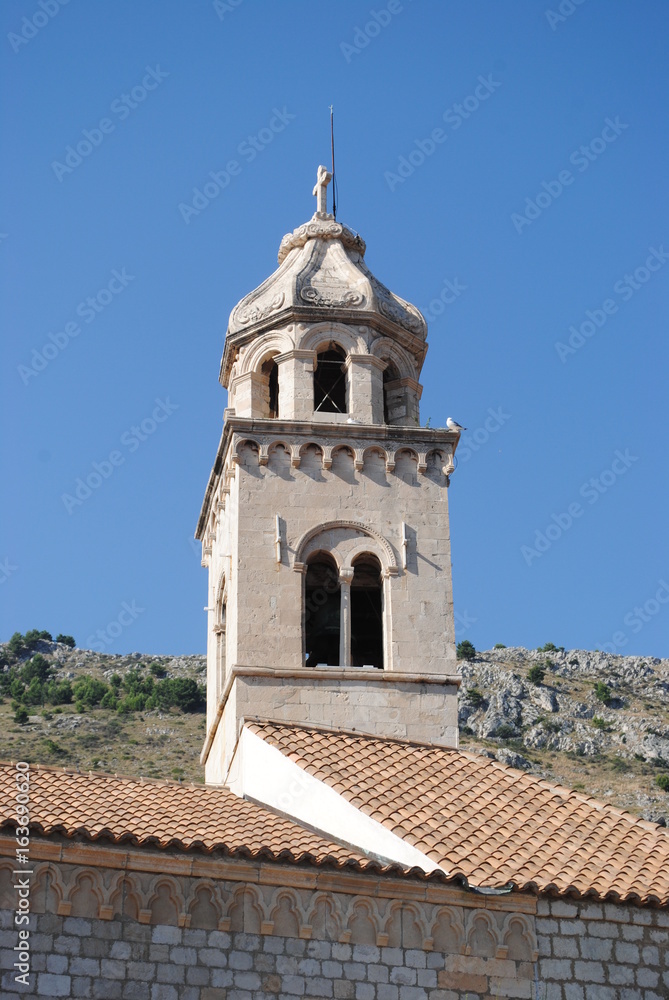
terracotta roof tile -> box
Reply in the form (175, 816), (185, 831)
(0, 763), (373, 872)
(248, 721), (669, 905)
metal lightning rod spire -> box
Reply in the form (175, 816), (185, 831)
(329, 105), (337, 220)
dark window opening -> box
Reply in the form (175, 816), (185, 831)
(314, 345), (347, 414)
(216, 598), (227, 681)
(261, 358), (279, 418)
(305, 556), (340, 667)
(351, 555), (383, 668)
(383, 362), (401, 423)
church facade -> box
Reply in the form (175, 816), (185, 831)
(0, 169), (667, 1000)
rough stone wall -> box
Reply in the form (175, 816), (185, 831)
(0, 918), (539, 1000)
(535, 897), (669, 999)
(2, 848), (667, 999)
(0, 848), (539, 999)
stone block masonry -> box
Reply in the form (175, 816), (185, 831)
(1, 841), (667, 999)
(535, 898), (669, 999)
(1, 895), (668, 996)
(0, 918), (538, 1000)
(0, 843), (540, 999)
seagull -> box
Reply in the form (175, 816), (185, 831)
(346, 417), (362, 424)
(447, 417), (467, 432)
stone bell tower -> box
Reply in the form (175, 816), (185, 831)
(196, 168), (461, 785)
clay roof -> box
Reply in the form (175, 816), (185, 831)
(0, 762), (378, 872)
(248, 721), (669, 906)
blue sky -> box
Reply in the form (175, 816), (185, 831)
(1, 1), (667, 657)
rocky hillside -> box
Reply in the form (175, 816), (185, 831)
(0, 641), (208, 784)
(459, 645), (669, 822)
(0, 639), (668, 821)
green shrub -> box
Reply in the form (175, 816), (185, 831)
(9, 678), (24, 701)
(23, 678), (45, 706)
(123, 670), (154, 698)
(7, 633), (28, 659)
(495, 723), (516, 739)
(592, 716), (612, 731)
(466, 688), (485, 708)
(14, 706), (28, 725)
(655, 774), (669, 792)
(154, 678), (204, 712)
(100, 691), (119, 711)
(72, 677), (109, 707)
(110, 674), (122, 689)
(21, 654), (53, 683)
(45, 680), (73, 705)
(527, 665), (546, 686)
(493, 643), (506, 649)
(594, 682), (612, 705)
(149, 662), (167, 678)
(23, 629), (52, 649)
(122, 693), (148, 712)
(55, 634), (76, 648)
(456, 640), (476, 661)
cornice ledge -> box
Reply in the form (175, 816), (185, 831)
(232, 665), (462, 686)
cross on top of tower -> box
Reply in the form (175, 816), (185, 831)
(312, 164), (332, 218)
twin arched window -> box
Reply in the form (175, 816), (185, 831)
(304, 552), (384, 668)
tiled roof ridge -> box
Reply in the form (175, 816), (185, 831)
(246, 720), (668, 835)
(0, 814), (369, 868)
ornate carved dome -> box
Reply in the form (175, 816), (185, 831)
(221, 185), (427, 386)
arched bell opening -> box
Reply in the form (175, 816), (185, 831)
(314, 344), (347, 414)
(260, 356), (280, 419)
(304, 554), (341, 667)
(350, 553), (384, 668)
(382, 361), (401, 424)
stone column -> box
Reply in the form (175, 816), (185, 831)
(228, 371), (266, 418)
(276, 350), (316, 420)
(344, 355), (386, 424)
(384, 376), (423, 425)
(339, 569), (354, 667)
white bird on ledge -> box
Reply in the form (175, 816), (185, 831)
(446, 417), (467, 432)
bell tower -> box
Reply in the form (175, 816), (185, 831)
(196, 169), (462, 785)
